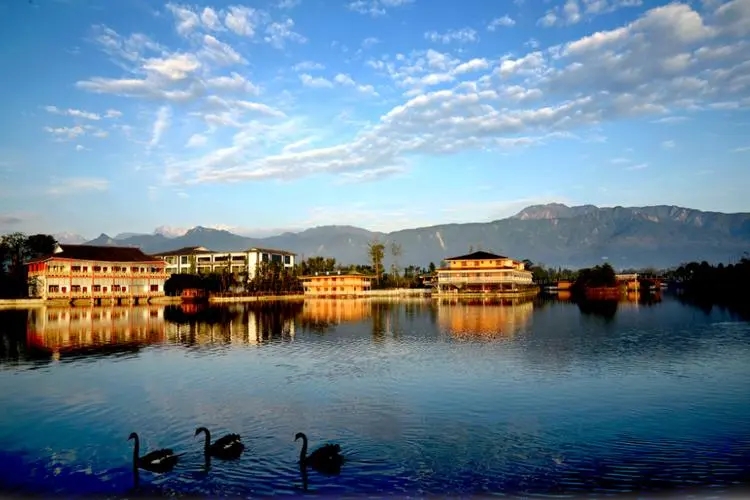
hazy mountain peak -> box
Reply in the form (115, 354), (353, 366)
(512, 203), (599, 220)
(154, 225), (187, 238)
(53, 232), (87, 244)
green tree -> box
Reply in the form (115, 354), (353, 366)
(367, 239), (385, 283)
(428, 261), (436, 273)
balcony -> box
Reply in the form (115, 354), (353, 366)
(437, 275), (532, 285)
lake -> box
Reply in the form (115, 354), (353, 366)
(1, 294), (749, 497)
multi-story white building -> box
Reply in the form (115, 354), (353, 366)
(154, 246), (296, 280)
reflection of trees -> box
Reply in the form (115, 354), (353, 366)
(0, 309), (37, 363)
(166, 302), (303, 346)
(371, 302), (387, 343)
(576, 299), (618, 321)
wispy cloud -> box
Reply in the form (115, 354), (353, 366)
(47, 177), (110, 195)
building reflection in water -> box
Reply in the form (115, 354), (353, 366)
(164, 302), (301, 346)
(436, 297), (534, 340)
(26, 306), (167, 360)
(298, 299), (372, 334)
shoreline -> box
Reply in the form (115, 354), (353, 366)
(0, 287), (541, 309)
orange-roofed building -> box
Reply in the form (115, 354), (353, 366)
(299, 271), (373, 297)
(26, 244), (169, 303)
(435, 250), (535, 295)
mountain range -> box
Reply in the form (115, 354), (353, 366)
(54, 203), (750, 269)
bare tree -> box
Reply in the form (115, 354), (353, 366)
(390, 242), (402, 287)
(367, 239), (385, 283)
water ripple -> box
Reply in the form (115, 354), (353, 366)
(1, 297), (750, 496)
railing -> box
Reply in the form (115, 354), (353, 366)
(437, 276), (532, 284)
(210, 291), (303, 297)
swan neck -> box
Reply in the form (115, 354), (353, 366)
(131, 435), (140, 467)
(201, 428), (211, 451)
(299, 435), (308, 462)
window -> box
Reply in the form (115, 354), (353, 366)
(122, 287), (127, 292)
(93, 285), (101, 292)
(48, 285), (60, 293)
(180, 256), (188, 265)
(71, 266), (81, 272)
(112, 285), (121, 292)
(150, 285), (159, 292)
(82, 267), (88, 272)
(71, 285), (81, 293)
(93, 266), (101, 272)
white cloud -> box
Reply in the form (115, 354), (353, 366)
(540, 0), (643, 26)
(424, 28), (479, 44)
(224, 6), (262, 36)
(150, 106), (171, 147)
(44, 125), (85, 140)
(186, 134), (208, 148)
(347, 0), (414, 17)
(264, 19), (307, 48)
(488, 16), (516, 30)
(293, 61), (325, 72)
(732, 146), (750, 152)
(661, 139), (676, 148)
(44, 106), (101, 120)
(66, 1), (750, 188)
(361, 37), (380, 49)
(199, 34), (246, 65)
(299, 73), (334, 88)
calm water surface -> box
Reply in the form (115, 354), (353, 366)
(1, 295), (749, 498)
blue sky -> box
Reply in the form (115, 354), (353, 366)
(0, 0), (748, 239)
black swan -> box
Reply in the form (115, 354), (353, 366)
(295, 432), (344, 475)
(128, 432), (181, 474)
(195, 426), (245, 460)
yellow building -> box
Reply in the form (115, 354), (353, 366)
(298, 272), (373, 297)
(435, 251), (534, 295)
(26, 244), (169, 304)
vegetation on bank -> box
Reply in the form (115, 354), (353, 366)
(665, 256), (750, 315)
(0, 233), (57, 298)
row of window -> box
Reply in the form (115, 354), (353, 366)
(48, 284), (160, 293)
(43, 265), (163, 274)
(457, 260), (517, 267)
(303, 287), (369, 292)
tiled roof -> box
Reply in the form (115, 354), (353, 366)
(153, 246), (211, 256)
(27, 244), (163, 264)
(444, 251), (509, 261)
(247, 247), (297, 256)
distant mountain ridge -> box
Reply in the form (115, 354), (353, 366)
(73, 204), (750, 269)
